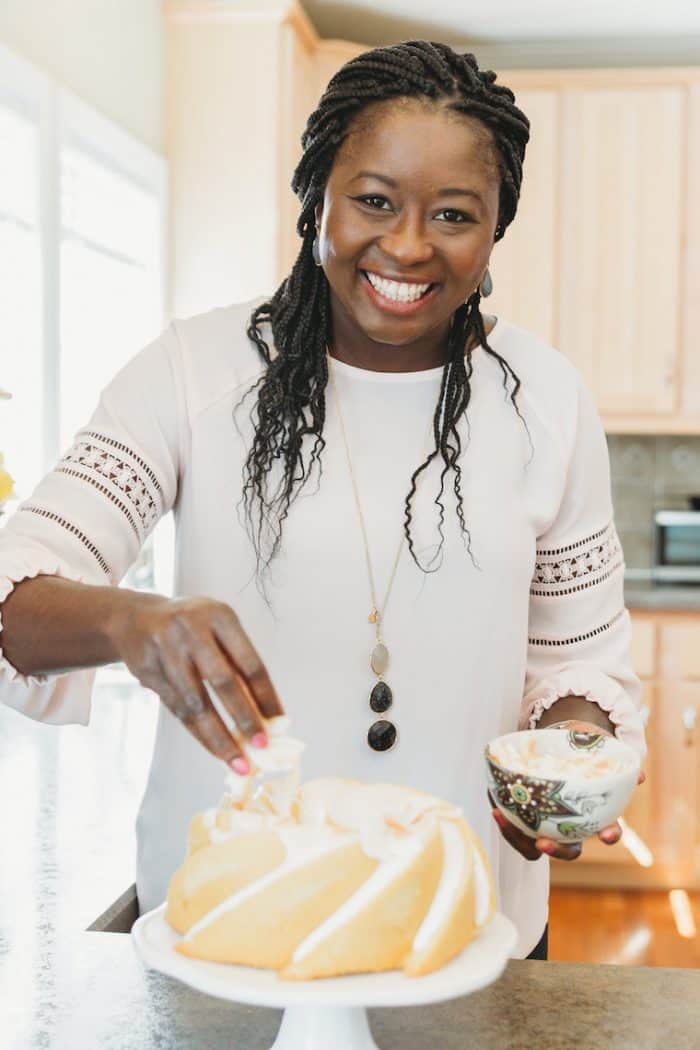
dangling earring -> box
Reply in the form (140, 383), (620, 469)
(312, 225), (322, 267)
(479, 267), (493, 298)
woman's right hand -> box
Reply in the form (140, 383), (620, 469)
(111, 593), (284, 773)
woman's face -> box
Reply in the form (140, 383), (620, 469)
(315, 98), (501, 359)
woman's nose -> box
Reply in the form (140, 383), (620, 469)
(378, 214), (434, 266)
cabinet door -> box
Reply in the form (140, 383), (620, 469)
(630, 615), (656, 680)
(487, 89), (558, 347)
(655, 623), (700, 883)
(576, 680), (655, 868)
(558, 86), (684, 415)
(651, 678), (699, 884)
(278, 21), (322, 279)
(576, 613), (654, 867)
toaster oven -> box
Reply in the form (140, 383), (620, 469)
(653, 510), (700, 583)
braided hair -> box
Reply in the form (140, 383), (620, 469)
(239, 41), (531, 575)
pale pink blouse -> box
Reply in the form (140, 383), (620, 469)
(0, 297), (647, 956)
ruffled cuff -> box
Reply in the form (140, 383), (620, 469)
(519, 668), (647, 761)
(0, 550), (91, 686)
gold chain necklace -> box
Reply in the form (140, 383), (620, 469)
(328, 347), (431, 753)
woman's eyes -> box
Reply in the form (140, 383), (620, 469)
(356, 195), (391, 211)
(354, 195), (473, 224)
(436, 208), (473, 224)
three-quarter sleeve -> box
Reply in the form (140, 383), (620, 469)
(518, 372), (647, 761)
(0, 323), (186, 725)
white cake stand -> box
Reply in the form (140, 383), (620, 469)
(132, 904), (517, 1050)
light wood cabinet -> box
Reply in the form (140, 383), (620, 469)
(487, 89), (559, 347)
(655, 622), (700, 885)
(487, 69), (700, 434)
(552, 609), (700, 891)
(558, 85), (684, 417)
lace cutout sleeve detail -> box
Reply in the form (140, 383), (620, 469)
(530, 520), (623, 597)
(18, 506), (111, 577)
(57, 431), (165, 540)
(528, 607), (626, 649)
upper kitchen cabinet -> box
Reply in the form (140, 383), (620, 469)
(164, 0), (367, 314)
(487, 89), (559, 347)
(557, 80), (684, 419)
(278, 37), (364, 279)
(497, 69), (700, 433)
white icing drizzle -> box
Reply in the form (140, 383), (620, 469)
(184, 830), (354, 942)
(471, 846), (491, 927)
(291, 836), (425, 963)
(296, 780), (461, 861)
(208, 811), (290, 844)
(411, 821), (466, 954)
(219, 715), (305, 820)
(489, 737), (634, 780)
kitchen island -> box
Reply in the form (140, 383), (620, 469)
(1, 660), (698, 1047)
(3, 927), (699, 1049)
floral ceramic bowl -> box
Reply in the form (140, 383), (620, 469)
(485, 728), (641, 843)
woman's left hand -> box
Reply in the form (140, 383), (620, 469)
(488, 720), (646, 862)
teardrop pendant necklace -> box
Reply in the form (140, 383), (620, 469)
(327, 349), (409, 753)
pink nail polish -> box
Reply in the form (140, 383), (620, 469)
(539, 842), (555, 855)
(231, 756), (250, 776)
(251, 732), (268, 749)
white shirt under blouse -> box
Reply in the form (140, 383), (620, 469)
(0, 296), (647, 958)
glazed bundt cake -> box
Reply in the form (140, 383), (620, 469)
(165, 718), (495, 979)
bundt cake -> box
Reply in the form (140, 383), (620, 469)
(165, 718), (495, 979)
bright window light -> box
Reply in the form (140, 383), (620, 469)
(618, 817), (654, 868)
(0, 102), (43, 499)
(59, 143), (162, 450)
(669, 889), (697, 939)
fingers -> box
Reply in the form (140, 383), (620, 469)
(487, 790), (582, 861)
(170, 612), (270, 743)
(492, 807), (542, 860)
(119, 595), (284, 771)
(534, 836), (582, 861)
(156, 652), (249, 771)
(597, 822), (622, 845)
(637, 769), (647, 786)
(210, 607), (284, 719)
(189, 637), (267, 742)
(487, 790), (540, 860)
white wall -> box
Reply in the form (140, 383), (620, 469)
(0, 0), (163, 152)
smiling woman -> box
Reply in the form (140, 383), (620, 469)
(242, 43), (531, 573)
(0, 40), (647, 965)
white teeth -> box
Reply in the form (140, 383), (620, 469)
(365, 272), (431, 302)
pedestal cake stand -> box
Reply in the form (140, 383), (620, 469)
(132, 904), (517, 1050)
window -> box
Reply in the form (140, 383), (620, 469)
(58, 93), (166, 450)
(0, 48), (44, 500)
(0, 42), (170, 597)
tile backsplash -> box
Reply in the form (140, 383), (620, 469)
(607, 436), (700, 569)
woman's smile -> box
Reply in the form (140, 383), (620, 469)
(359, 268), (441, 316)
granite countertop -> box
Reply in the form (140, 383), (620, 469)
(2, 638), (700, 1049)
(2, 929), (699, 1049)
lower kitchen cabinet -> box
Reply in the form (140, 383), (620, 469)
(551, 609), (700, 891)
